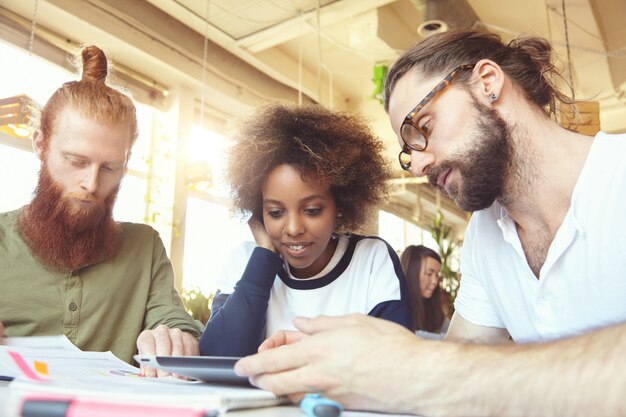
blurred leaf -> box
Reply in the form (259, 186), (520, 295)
(429, 211), (462, 316)
(181, 287), (213, 325)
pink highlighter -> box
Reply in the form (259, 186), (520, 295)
(21, 398), (219, 417)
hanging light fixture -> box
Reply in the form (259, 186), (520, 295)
(1, 0), (38, 140)
(0, 95), (33, 139)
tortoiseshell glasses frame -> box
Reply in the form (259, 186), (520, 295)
(398, 64), (475, 171)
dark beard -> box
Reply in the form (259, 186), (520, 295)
(428, 97), (512, 212)
(16, 165), (120, 271)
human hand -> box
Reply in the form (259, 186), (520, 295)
(136, 324), (199, 378)
(248, 214), (275, 252)
(235, 314), (430, 414)
(258, 329), (306, 351)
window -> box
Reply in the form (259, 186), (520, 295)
(0, 41), (151, 223)
(181, 125), (254, 293)
(0, 146), (39, 213)
(378, 210), (438, 253)
(183, 197), (252, 294)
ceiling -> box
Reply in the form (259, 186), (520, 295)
(139, 0), (626, 130)
(1, 0), (625, 238)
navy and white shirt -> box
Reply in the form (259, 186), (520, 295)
(199, 234), (413, 356)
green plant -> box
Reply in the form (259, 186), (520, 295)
(429, 211), (462, 316)
(181, 287), (213, 325)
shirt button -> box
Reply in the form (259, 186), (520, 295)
(69, 302), (78, 311)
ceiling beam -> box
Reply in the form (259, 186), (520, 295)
(236, 0), (398, 53)
(33, 0), (311, 113)
(0, 6), (169, 109)
(144, 0), (327, 104)
(590, 0), (626, 89)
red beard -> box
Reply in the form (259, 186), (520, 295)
(17, 165), (120, 271)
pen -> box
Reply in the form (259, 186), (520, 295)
(21, 398), (220, 417)
(300, 393), (343, 417)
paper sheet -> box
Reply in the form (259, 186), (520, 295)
(5, 335), (81, 351)
(0, 335), (139, 379)
(2, 335), (281, 416)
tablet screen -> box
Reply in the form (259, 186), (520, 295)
(134, 355), (252, 386)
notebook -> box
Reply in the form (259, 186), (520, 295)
(2, 337), (283, 416)
(8, 373), (283, 415)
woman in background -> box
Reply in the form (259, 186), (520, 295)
(401, 245), (449, 334)
(199, 104), (413, 357)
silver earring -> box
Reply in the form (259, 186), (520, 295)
(491, 93), (498, 101)
(336, 213), (342, 218)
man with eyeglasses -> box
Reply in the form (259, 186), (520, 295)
(234, 29), (626, 416)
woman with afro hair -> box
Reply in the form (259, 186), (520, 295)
(199, 104), (413, 356)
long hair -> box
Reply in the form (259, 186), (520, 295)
(384, 29), (576, 120)
(400, 245), (445, 332)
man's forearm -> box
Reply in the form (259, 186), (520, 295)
(418, 323), (626, 417)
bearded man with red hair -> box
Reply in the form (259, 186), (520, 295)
(0, 46), (201, 374)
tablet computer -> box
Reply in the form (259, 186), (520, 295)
(134, 355), (251, 386)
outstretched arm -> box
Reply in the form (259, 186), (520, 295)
(445, 321), (625, 417)
(236, 315), (626, 417)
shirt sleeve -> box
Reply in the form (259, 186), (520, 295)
(454, 215), (505, 328)
(199, 246), (283, 356)
(142, 230), (203, 337)
(364, 238), (414, 330)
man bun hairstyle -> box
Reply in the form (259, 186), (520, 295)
(38, 45), (138, 151)
(80, 45), (109, 83)
(384, 29), (576, 120)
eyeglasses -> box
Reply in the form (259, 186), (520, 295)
(398, 64), (474, 171)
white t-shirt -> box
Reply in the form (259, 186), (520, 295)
(217, 234), (409, 338)
(455, 132), (626, 342)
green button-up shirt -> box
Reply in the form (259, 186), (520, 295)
(0, 210), (202, 363)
